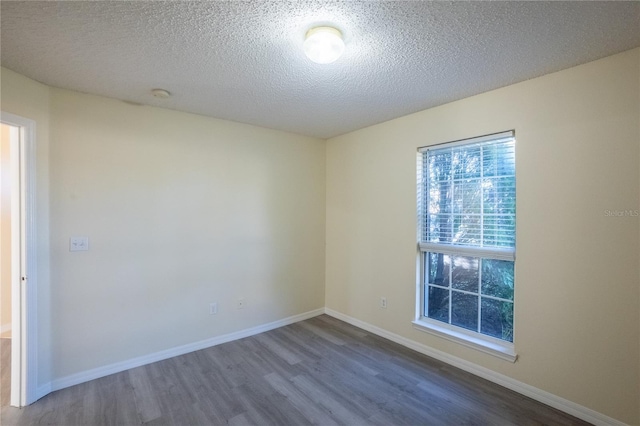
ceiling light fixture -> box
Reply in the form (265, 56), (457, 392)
(303, 26), (345, 64)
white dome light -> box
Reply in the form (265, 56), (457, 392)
(303, 26), (345, 64)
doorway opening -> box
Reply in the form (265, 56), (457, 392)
(0, 112), (37, 407)
(1, 122), (18, 407)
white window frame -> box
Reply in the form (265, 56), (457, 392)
(414, 131), (517, 362)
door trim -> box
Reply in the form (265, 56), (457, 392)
(1, 111), (38, 406)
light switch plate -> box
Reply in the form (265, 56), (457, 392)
(70, 236), (89, 251)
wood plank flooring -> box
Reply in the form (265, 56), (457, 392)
(0, 315), (591, 425)
(0, 338), (10, 407)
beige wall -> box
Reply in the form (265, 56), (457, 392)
(0, 67), (52, 386)
(1, 124), (12, 333)
(326, 48), (640, 424)
(48, 88), (326, 378)
(1, 66), (325, 388)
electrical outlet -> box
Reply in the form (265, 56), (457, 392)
(70, 236), (89, 251)
(209, 302), (218, 315)
(237, 298), (245, 309)
(380, 297), (387, 309)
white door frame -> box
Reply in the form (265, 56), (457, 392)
(1, 111), (38, 407)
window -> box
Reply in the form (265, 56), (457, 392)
(416, 131), (516, 360)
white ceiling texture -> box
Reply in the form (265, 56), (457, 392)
(1, 1), (639, 139)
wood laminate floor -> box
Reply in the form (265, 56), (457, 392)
(0, 315), (590, 425)
(0, 338), (10, 407)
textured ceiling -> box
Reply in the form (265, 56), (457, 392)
(1, 1), (639, 139)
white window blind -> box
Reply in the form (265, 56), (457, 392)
(418, 131), (516, 257)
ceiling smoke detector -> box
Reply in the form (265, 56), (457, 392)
(151, 88), (171, 99)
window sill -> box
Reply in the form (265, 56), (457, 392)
(412, 318), (517, 363)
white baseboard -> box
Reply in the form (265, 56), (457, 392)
(49, 308), (324, 393)
(36, 383), (52, 401)
(323, 308), (626, 426)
